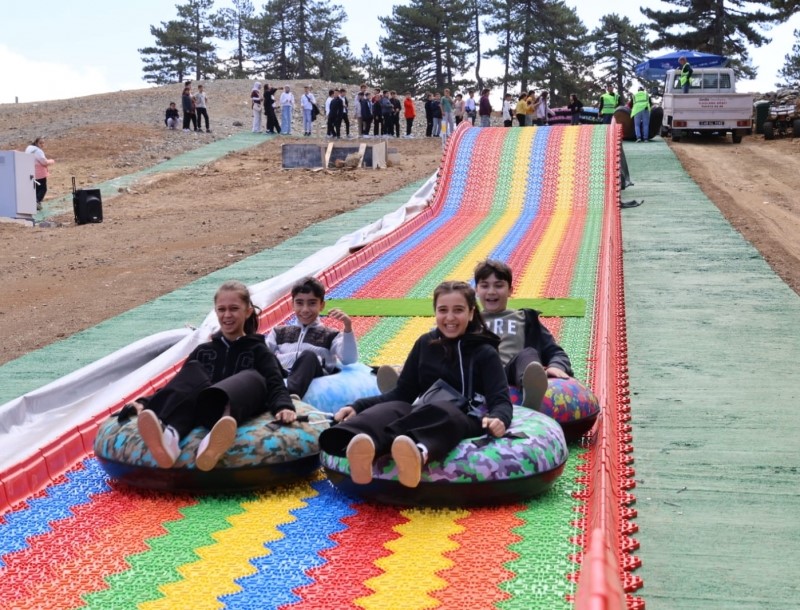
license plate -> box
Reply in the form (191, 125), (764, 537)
(699, 121), (724, 126)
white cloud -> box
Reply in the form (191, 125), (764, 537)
(0, 45), (120, 104)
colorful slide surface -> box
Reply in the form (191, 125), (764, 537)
(0, 124), (637, 609)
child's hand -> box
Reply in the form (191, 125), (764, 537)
(545, 367), (569, 379)
(482, 417), (506, 438)
(334, 405), (356, 422)
(326, 308), (352, 333)
(274, 409), (297, 424)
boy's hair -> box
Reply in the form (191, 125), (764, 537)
(473, 259), (513, 287)
(291, 276), (326, 300)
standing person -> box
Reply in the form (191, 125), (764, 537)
(631, 86), (652, 142)
(195, 84), (211, 132)
(441, 88), (455, 135)
(339, 88), (351, 137)
(279, 85), (295, 135)
(567, 94), (583, 125)
(164, 102), (180, 130)
(390, 91), (402, 137)
(380, 90), (394, 136)
(678, 56), (693, 93)
(474, 260), (573, 410)
(353, 91), (363, 136)
(430, 92), (442, 137)
(478, 88), (492, 127)
(319, 281), (511, 489)
(265, 276), (358, 399)
(502, 93), (514, 127)
(359, 92), (373, 136)
(599, 84), (619, 124)
(25, 137), (54, 210)
(464, 90), (477, 125)
(128, 280), (296, 471)
(515, 93), (527, 127)
(328, 89), (344, 139)
(301, 85), (316, 137)
(424, 92), (434, 137)
(525, 90), (537, 126)
(263, 83), (280, 134)
(454, 93), (465, 125)
(535, 91), (552, 126)
(372, 88), (383, 137)
(182, 83), (197, 132)
(250, 82), (263, 133)
(403, 91), (416, 137)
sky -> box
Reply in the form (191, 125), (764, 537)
(1, 0), (798, 104)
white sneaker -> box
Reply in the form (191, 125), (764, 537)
(346, 433), (375, 485)
(376, 365), (400, 393)
(195, 415), (237, 471)
(521, 362), (549, 410)
(137, 410), (180, 468)
(391, 435), (423, 488)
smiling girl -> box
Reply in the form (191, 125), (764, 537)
(129, 280), (295, 471)
(319, 281), (512, 488)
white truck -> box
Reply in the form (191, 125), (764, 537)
(660, 67), (753, 143)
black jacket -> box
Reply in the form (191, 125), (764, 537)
(521, 309), (574, 376)
(353, 329), (513, 428)
(168, 332), (294, 414)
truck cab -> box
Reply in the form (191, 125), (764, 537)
(661, 67), (753, 143)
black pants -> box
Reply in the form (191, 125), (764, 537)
(361, 117), (372, 135)
(373, 116), (382, 136)
(265, 106), (280, 133)
(504, 119), (513, 127)
(35, 178), (47, 204)
(319, 400), (483, 463)
(505, 347), (543, 388)
(196, 108), (209, 130)
(143, 361), (268, 439)
(426, 117), (433, 137)
(183, 111), (197, 130)
(455, 116), (463, 125)
(406, 118), (414, 136)
(382, 114), (393, 136)
(342, 114), (350, 136)
(517, 114), (526, 126)
(284, 351), (327, 397)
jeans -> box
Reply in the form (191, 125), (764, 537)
(432, 117), (441, 136)
(281, 106), (292, 134)
(303, 108), (312, 134)
(480, 114), (490, 127)
(633, 108), (651, 141)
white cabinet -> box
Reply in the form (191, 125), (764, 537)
(0, 151), (37, 219)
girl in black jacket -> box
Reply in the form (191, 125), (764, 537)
(130, 280), (295, 471)
(319, 281), (512, 488)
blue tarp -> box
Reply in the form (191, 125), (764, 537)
(635, 50), (728, 80)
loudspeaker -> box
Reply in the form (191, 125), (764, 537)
(72, 178), (103, 225)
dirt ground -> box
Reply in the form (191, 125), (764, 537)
(1, 84), (798, 367)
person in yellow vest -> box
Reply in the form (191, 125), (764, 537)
(631, 86), (652, 142)
(598, 84), (619, 124)
(678, 56), (693, 93)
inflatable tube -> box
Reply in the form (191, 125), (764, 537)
(509, 377), (600, 442)
(301, 362), (379, 414)
(94, 401), (329, 492)
(321, 406), (568, 507)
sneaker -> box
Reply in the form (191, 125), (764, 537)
(183, 129), (190, 132)
(195, 415), (237, 471)
(636, 138), (642, 142)
(346, 433), (375, 485)
(391, 435), (423, 488)
(521, 362), (549, 410)
(376, 365), (400, 393)
(206, 129), (212, 133)
(137, 410), (180, 468)
(290, 393), (301, 401)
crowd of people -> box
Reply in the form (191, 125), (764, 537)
(164, 82), (213, 132)
(128, 259), (574, 487)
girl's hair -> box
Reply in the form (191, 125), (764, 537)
(32, 136), (44, 147)
(432, 280), (489, 336)
(215, 280), (261, 334)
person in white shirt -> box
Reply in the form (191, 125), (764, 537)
(502, 93), (513, 127)
(300, 85), (316, 136)
(279, 86), (295, 135)
(536, 91), (553, 126)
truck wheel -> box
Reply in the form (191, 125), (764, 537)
(793, 119), (800, 138)
(660, 126), (669, 138)
(732, 131), (743, 144)
(672, 131), (682, 142)
(764, 122), (775, 140)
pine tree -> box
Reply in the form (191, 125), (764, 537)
(358, 45), (386, 87)
(640, 0), (782, 79)
(215, 0), (255, 79)
(484, 0), (514, 96)
(378, 0), (474, 93)
(591, 14), (651, 99)
(777, 29), (800, 86)
(175, 0), (221, 81)
(139, 20), (194, 85)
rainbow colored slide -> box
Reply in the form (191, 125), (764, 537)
(0, 124), (639, 609)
